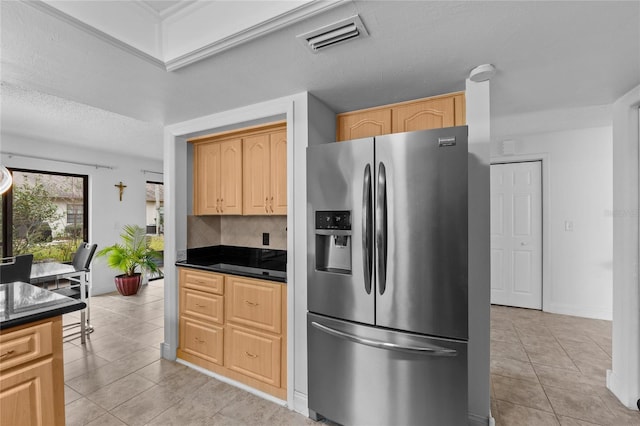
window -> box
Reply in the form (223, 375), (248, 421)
(67, 204), (83, 225)
(1, 169), (88, 263)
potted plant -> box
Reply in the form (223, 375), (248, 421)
(96, 224), (161, 296)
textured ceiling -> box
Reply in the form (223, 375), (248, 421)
(1, 1), (638, 159)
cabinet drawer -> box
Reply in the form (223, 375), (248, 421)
(225, 324), (281, 387)
(226, 277), (281, 334)
(180, 318), (224, 366)
(181, 288), (223, 324)
(180, 268), (224, 295)
(0, 321), (53, 372)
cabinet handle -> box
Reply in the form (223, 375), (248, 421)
(195, 337), (205, 344)
(216, 198), (220, 213)
(245, 351), (258, 358)
(195, 303), (206, 308)
(220, 198), (224, 213)
(0, 350), (15, 359)
(270, 196), (274, 213)
(265, 197), (269, 213)
(245, 300), (259, 307)
(194, 280), (206, 285)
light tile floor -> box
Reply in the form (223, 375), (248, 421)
(62, 279), (316, 426)
(491, 304), (640, 425)
(63, 281), (640, 425)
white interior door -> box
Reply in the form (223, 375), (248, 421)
(490, 161), (542, 309)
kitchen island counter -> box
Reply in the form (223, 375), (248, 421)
(1, 281), (86, 330)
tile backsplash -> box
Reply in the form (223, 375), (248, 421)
(187, 215), (221, 248)
(187, 215), (287, 250)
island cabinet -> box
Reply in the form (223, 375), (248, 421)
(193, 139), (242, 215)
(189, 120), (286, 216)
(336, 91), (465, 141)
(177, 267), (287, 399)
(0, 317), (65, 426)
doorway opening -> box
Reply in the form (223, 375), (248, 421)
(146, 181), (164, 280)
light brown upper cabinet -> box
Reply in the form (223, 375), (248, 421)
(190, 121), (286, 216)
(336, 91), (465, 141)
(193, 139), (242, 215)
(337, 108), (392, 141)
(243, 128), (287, 215)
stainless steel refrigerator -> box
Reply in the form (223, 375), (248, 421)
(306, 127), (469, 426)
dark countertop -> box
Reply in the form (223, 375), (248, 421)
(176, 245), (286, 283)
(0, 282), (87, 330)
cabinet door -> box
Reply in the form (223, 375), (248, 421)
(337, 109), (392, 141)
(226, 276), (282, 334)
(194, 142), (221, 215)
(225, 324), (281, 387)
(0, 358), (57, 426)
(269, 131), (287, 215)
(220, 139), (243, 215)
(243, 134), (271, 215)
(391, 97), (455, 133)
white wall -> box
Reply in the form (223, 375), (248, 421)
(490, 124), (614, 320)
(608, 84), (640, 409)
(466, 79), (492, 425)
(0, 133), (163, 295)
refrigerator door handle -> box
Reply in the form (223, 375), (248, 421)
(376, 162), (388, 295)
(362, 164), (373, 294)
(311, 321), (457, 356)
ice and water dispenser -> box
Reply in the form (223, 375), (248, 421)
(314, 211), (352, 274)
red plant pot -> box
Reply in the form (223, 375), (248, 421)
(114, 273), (142, 296)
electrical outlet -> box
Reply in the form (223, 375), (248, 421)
(564, 220), (574, 232)
(263, 233), (270, 246)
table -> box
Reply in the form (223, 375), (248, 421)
(30, 262), (77, 286)
(30, 262), (92, 343)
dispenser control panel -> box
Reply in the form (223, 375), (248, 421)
(315, 211), (351, 230)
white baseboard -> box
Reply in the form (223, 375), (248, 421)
(293, 391), (309, 417)
(468, 412), (493, 426)
(176, 358), (287, 406)
(544, 303), (612, 321)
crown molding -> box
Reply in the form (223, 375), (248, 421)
(22, 0), (346, 72)
(23, 0), (166, 69)
(165, 0), (345, 71)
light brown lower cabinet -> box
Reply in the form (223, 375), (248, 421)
(0, 317), (65, 426)
(177, 268), (287, 399)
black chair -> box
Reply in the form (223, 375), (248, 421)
(50, 243), (97, 343)
(0, 254), (34, 284)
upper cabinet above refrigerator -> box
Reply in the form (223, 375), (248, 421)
(335, 91), (465, 141)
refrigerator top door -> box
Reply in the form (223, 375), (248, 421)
(307, 138), (375, 324)
(375, 127), (468, 340)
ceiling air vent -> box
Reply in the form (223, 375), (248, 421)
(298, 15), (368, 52)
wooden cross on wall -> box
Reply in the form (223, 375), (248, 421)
(115, 181), (127, 201)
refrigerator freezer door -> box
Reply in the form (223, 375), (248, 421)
(307, 138), (375, 324)
(308, 313), (468, 426)
(375, 127), (469, 340)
